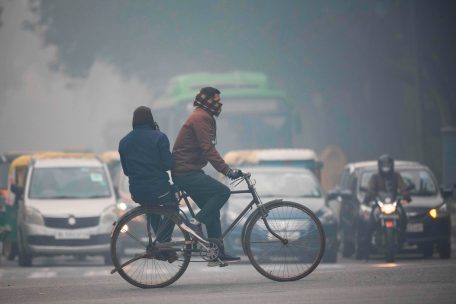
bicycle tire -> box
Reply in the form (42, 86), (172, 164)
(244, 201), (325, 281)
(111, 206), (191, 288)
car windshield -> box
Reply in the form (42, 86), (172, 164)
(29, 167), (111, 199)
(359, 169), (437, 196)
(239, 171), (322, 198)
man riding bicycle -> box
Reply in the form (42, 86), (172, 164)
(172, 87), (242, 264)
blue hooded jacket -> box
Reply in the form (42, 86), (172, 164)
(118, 124), (174, 203)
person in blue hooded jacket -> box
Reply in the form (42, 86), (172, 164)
(118, 106), (174, 203)
(118, 106), (176, 262)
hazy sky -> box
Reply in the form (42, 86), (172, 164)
(0, 0), (454, 170)
(0, 0), (153, 153)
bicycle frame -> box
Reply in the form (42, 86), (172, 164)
(111, 171), (326, 285)
(179, 173), (287, 245)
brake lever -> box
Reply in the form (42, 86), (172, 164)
(230, 176), (245, 188)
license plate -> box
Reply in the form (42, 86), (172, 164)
(407, 223), (424, 233)
(55, 231), (90, 239)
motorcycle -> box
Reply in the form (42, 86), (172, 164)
(369, 193), (406, 262)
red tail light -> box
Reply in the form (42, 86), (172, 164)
(385, 221), (394, 228)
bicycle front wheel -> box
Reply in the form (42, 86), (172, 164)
(244, 201), (325, 281)
(111, 206), (191, 288)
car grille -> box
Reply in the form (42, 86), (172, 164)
(44, 216), (100, 229)
(28, 234), (110, 246)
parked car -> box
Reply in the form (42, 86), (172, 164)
(8, 152), (117, 266)
(220, 166), (338, 262)
(327, 161), (453, 259)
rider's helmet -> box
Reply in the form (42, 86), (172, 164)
(377, 154), (394, 177)
(193, 87), (222, 117)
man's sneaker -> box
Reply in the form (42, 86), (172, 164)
(207, 252), (241, 267)
(155, 251), (178, 263)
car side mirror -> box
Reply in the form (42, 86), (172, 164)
(340, 189), (353, 200)
(10, 184), (24, 197)
(359, 186), (369, 193)
(440, 186), (453, 199)
(326, 189), (340, 201)
(326, 188), (353, 202)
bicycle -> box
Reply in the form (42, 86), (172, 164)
(110, 171), (325, 288)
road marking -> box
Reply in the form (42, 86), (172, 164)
(27, 269), (56, 279)
(372, 263), (401, 268)
(83, 270), (110, 277)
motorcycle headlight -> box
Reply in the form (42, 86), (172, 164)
(380, 203), (397, 215)
(100, 205), (118, 226)
(26, 206), (44, 225)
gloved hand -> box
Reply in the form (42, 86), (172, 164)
(226, 168), (243, 180)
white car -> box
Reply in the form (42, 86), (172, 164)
(11, 154), (117, 266)
(220, 166), (338, 262)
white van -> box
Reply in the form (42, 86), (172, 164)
(10, 153), (117, 266)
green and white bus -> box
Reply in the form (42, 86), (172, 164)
(152, 71), (299, 154)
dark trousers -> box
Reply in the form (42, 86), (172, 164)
(133, 191), (177, 243)
(173, 172), (231, 239)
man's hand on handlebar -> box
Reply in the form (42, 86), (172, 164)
(226, 168), (243, 180)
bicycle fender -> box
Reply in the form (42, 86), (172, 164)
(240, 199), (283, 254)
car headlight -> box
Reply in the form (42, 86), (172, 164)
(116, 201), (128, 212)
(25, 206), (44, 225)
(100, 205), (118, 226)
(429, 204), (449, 219)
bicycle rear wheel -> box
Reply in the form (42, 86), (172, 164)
(244, 201), (325, 281)
(111, 206), (191, 288)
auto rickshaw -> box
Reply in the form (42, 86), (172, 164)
(1, 153), (32, 260)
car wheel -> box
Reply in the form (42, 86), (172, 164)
(322, 248), (338, 263)
(17, 229), (32, 267)
(355, 237), (368, 260)
(2, 240), (18, 261)
(103, 252), (113, 265)
(341, 239), (355, 258)
(437, 240), (451, 259)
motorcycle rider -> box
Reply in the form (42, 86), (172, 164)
(360, 154), (411, 259)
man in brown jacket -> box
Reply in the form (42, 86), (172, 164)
(172, 87), (242, 264)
